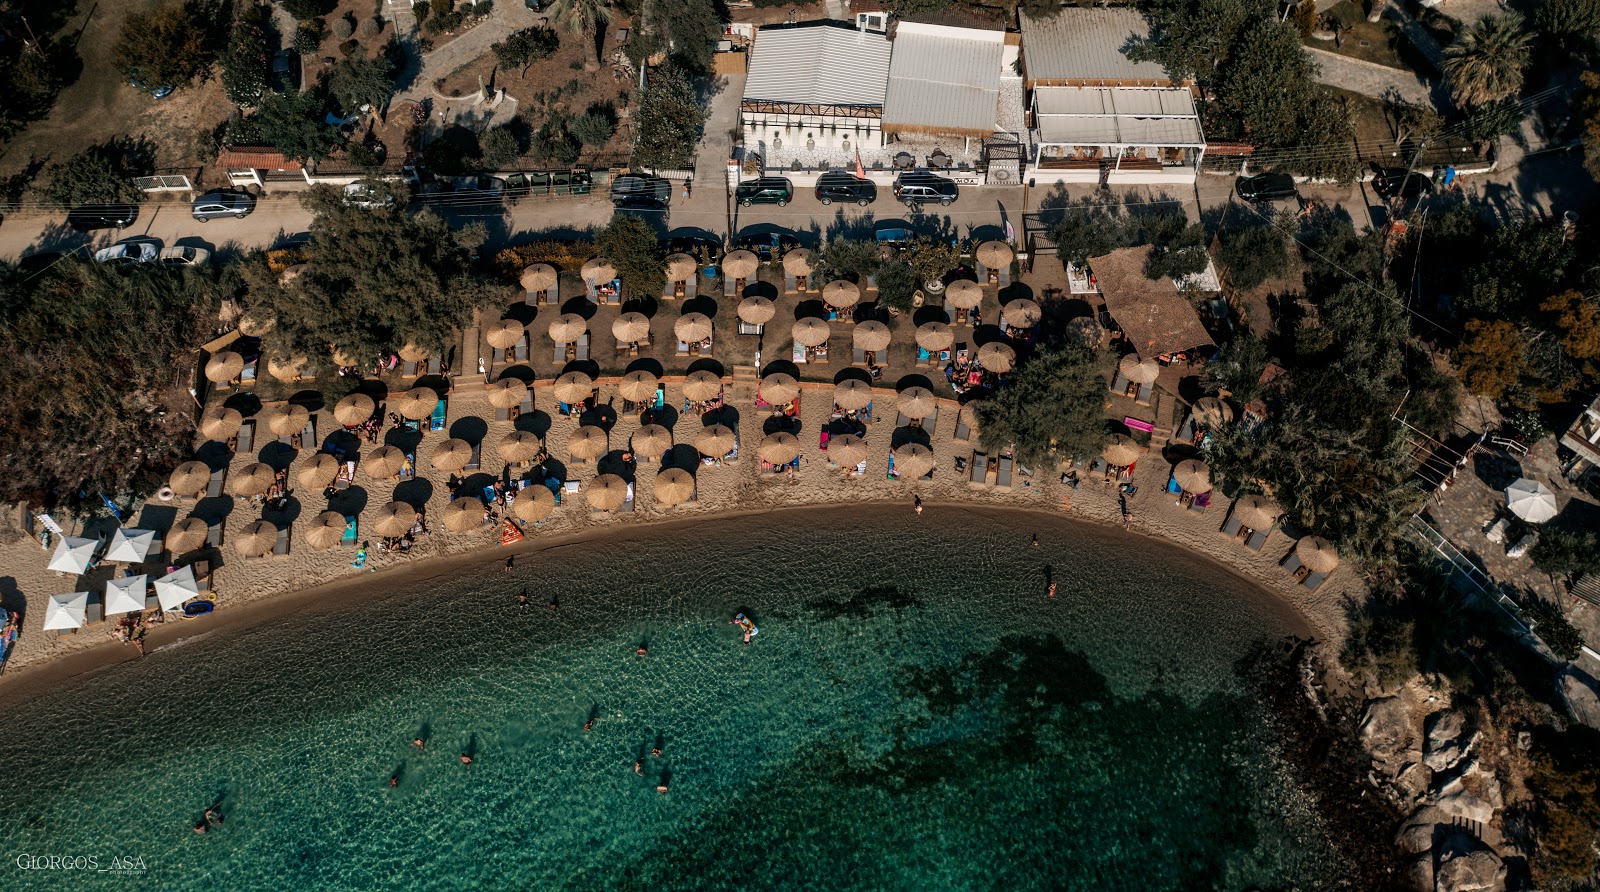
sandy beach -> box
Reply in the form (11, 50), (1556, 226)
(0, 377), (1352, 687)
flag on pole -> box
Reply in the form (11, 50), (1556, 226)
(1005, 220), (1015, 244)
(854, 149), (866, 180)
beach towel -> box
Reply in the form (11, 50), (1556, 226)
(1166, 475), (1181, 495)
(352, 550), (367, 569)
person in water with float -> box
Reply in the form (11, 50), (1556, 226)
(729, 613), (758, 644)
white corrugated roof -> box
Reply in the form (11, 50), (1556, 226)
(744, 24), (892, 108)
(1019, 8), (1170, 82)
(1034, 87), (1204, 146)
(881, 23), (1005, 134)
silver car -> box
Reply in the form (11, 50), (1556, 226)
(191, 191), (256, 222)
(93, 241), (159, 264)
(159, 246), (212, 267)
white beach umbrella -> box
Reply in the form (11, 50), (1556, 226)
(48, 536), (99, 575)
(104, 575), (148, 616)
(105, 528), (158, 563)
(44, 592), (89, 630)
(154, 565), (200, 612)
(1505, 478), (1558, 523)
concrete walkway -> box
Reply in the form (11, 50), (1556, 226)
(395, 1), (545, 106)
(1306, 46), (1436, 106)
(661, 73), (746, 238)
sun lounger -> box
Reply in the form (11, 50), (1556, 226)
(1135, 381), (1153, 406)
(1090, 457), (1108, 477)
(1188, 492), (1210, 513)
(1221, 515), (1243, 537)
(724, 276), (737, 297)
(206, 521), (223, 548)
(240, 359), (257, 387)
(431, 400), (447, 431)
(853, 346), (866, 366)
(1245, 528), (1269, 551)
(576, 335), (589, 361)
(194, 559), (212, 592)
(968, 452), (989, 488)
(341, 517), (358, 546)
(1301, 570), (1328, 592)
(738, 320), (763, 336)
(491, 346), (507, 365)
(677, 340), (690, 355)
(237, 419), (255, 453)
(623, 485), (635, 513)
(515, 339), (528, 363)
(272, 526), (291, 557)
(495, 405), (512, 422)
(995, 456), (1013, 491)
(954, 415), (971, 443)
(554, 340), (567, 362)
(427, 357), (442, 375)
(85, 594), (104, 625)
(207, 467), (228, 498)
(401, 359), (419, 377)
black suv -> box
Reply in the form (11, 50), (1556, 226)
(733, 230), (802, 261)
(610, 175), (671, 206)
(1235, 173), (1297, 203)
(1372, 168), (1432, 199)
(815, 172), (876, 206)
(735, 177), (793, 207)
(66, 204), (140, 232)
(893, 172), (958, 208)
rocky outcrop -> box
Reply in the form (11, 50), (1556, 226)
(1435, 847), (1506, 892)
(1424, 710), (1471, 772)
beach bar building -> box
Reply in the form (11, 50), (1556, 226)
(1088, 246), (1216, 360)
(740, 22), (892, 177)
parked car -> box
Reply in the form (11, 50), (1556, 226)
(733, 230), (802, 261)
(159, 246), (212, 267)
(271, 50), (300, 94)
(610, 175), (671, 205)
(192, 191), (256, 222)
(1235, 172), (1297, 203)
(1372, 168), (1433, 199)
(893, 172), (958, 207)
(127, 69), (173, 99)
(613, 194), (669, 214)
(735, 177), (793, 207)
(815, 172), (876, 206)
(66, 204), (139, 232)
(438, 175), (508, 206)
(343, 181), (400, 209)
(94, 241), (159, 264)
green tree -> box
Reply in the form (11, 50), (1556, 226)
(1136, 209), (1209, 280)
(1202, 330), (1270, 403)
(906, 237), (959, 290)
(874, 262), (919, 315)
(816, 237), (880, 284)
(478, 126), (521, 169)
(44, 138), (154, 207)
(221, 4), (271, 105)
(1049, 203), (1131, 266)
(631, 63), (705, 169)
(1532, 527), (1600, 588)
(1127, 0), (1272, 82)
(544, 0), (613, 70)
(571, 109), (616, 147)
(1459, 96), (1524, 143)
(226, 88), (341, 162)
(1442, 13), (1533, 107)
(1536, 0), (1600, 52)
(1528, 604), (1587, 661)
(330, 41), (401, 118)
(491, 27), (560, 78)
(1217, 219), (1289, 290)
(114, 0), (217, 91)
(596, 214), (666, 299)
(647, 0), (723, 72)
(1216, 21), (1357, 180)
(975, 345), (1111, 466)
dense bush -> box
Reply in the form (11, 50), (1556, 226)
(44, 138), (153, 207)
(595, 215), (666, 299)
(874, 262), (919, 315)
(491, 241), (597, 279)
(975, 345), (1112, 467)
(220, 5), (272, 105)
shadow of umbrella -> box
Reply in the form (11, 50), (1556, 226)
(323, 428), (362, 456)
(288, 389), (327, 411)
(459, 472), (497, 496)
(682, 295), (718, 318)
(763, 414), (802, 436)
(597, 451), (637, 481)
(262, 495), (304, 527)
(912, 304), (952, 326)
(195, 440), (234, 471)
(762, 358), (801, 379)
(663, 443), (700, 470)
(894, 373), (935, 392)
(503, 303), (539, 326)
(643, 404), (679, 430)
(621, 295), (660, 317)
(258, 441), (297, 471)
(415, 374), (452, 395)
(626, 356), (665, 377)
(834, 366), (871, 385)
(328, 485), (369, 517)
(384, 427), (424, 454)
(497, 364), (536, 385)
(686, 357), (725, 378)
(393, 479), (435, 509)
(223, 392), (263, 416)
(581, 404), (618, 430)
(793, 298), (829, 320)
(353, 378), (390, 401)
(891, 426), (932, 449)
(743, 279), (779, 300)
(703, 405), (740, 429)
(450, 416), (489, 444)
(514, 411), (553, 438)
(998, 281), (1034, 303)
(561, 358), (600, 380)
(972, 324), (1008, 346)
(560, 296), (597, 318)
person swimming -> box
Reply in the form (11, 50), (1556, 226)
(459, 753), (473, 766)
(193, 820), (208, 834)
(730, 613), (759, 644)
(388, 775), (399, 788)
(583, 718), (595, 732)
(413, 738), (426, 751)
(633, 761), (644, 776)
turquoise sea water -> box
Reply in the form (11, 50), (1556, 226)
(0, 505), (1347, 890)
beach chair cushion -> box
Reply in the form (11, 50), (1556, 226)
(341, 517), (358, 545)
(995, 456), (1013, 490)
(1221, 516), (1242, 537)
(466, 442), (481, 470)
(1245, 528), (1269, 551)
(273, 526), (291, 556)
(969, 453), (989, 486)
(1110, 372), (1130, 393)
(431, 400), (447, 431)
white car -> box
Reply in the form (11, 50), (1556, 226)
(159, 246), (212, 267)
(93, 242), (159, 264)
(343, 182), (399, 209)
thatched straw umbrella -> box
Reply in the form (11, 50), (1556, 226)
(619, 370), (658, 403)
(822, 279), (861, 309)
(854, 320), (891, 352)
(722, 249), (759, 282)
(977, 342), (1016, 372)
(487, 378), (528, 409)
(166, 517), (210, 554)
(362, 446), (407, 479)
(567, 425), (608, 461)
(521, 264), (558, 293)
(1193, 397), (1234, 429)
(1119, 353), (1159, 385)
(263, 403), (310, 437)
(552, 371), (594, 405)
(298, 452), (339, 489)
(828, 434), (867, 466)
(1173, 459), (1212, 494)
(897, 386), (936, 418)
(430, 438), (473, 471)
(235, 521), (278, 557)
(514, 485), (555, 523)
(682, 370), (723, 401)
(485, 318), (525, 350)
(758, 373), (799, 404)
(782, 248), (813, 278)
(442, 497), (485, 532)
(759, 432), (800, 464)
(1002, 298), (1042, 328)
(655, 468), (695, 505)
(586, 474), (628, 511)
(1102, 435), (1145, 468)
(306, 512), (347, 550)
(169, 461), (210, 498)
(398, 342), (429, 363)
(1295, 536), (1340, 574)
(200, 406), (242, 441)
(738, 295), (775, 324)
(1233, 494), (1281, 531)
(549, 313), (587, 344)
(632, 424), (672, 459)
(613, 312), (651, 343)
(267, 355), (308, 382)
(945, 280), (982, 309)
(675, 312), (713, 343)
(834, 378), (873, 410)
(205, 351), (244, 383)
(498, 431), (541, 463)
(230, 462), (276, 497)
(333, 393), (375, 427)
(238, 310), (275, 338)
(916, 322), (954, 352)
(695, 425), (736, 457)
(393, 387), (439, 421)
(665, 253), (697, 282)
(894, 443), (935, 479)
(792, 317), (831, 347)
(373, 501), (417, 537)
(976, 240), (1013, 271)
(581, 257), (617, 285)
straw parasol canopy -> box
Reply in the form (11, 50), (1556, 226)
(430, 438), (473, 471)
(1102, 435), (1145, 468)
(854, 320), (891, 352)
(567, 425), (608, 461)
(632, 424), (672, 458)
(487, 378), (528, 409)
(485, 318), (525, 350)
(977, 342), (1016, 372)
(894, 443), (935, 479)
(945, 279), (982, 309)
(235, 521), (278, 557)
(514, 485), (555, 522)
(834, 378), (873, 410)
(306, 511), (348, 550)
(1233, 494), (1281, 531)
(268, 355), (308, 382)
(298, 452), (340, 489)
(199, 406), (242, 440)
(373, 501), (417, 538)
(738, 295), (775, 324)
(205, 351), (244, 383)
(619, 370), (658, 402)
(683, 370), (723, 401)
(230, 462), (276, 497)
(586, 474), (628, 511)
(897, 386), (937, 418)
(792, 317), (831, 347)
(1002, 298), (1042, 328)
(977, 240), (1014, 270)
(169, 461), (211, 498)
(552, 371), (594, 404)
(362, 445), (407, 479)
(722, 249), (759, 280)
(166, 517), (210, 554)
(783, 248), (814, 277)
(916, 321), (954, 352)
(828, 433), (867, 466)
(758, 372), (799, 404)
(613, 312), (651, 343)
(333, 393), (375, 427)
(263, 403), (310, 437)
(665, 253), (697, 282)
(398, 341), (429, 363)
(442, 497), (485, 532)
(655, 468), (695, 505)
(1506, 478), (1558, 523)
(549, 313), (587, 344)
(675, 312), (713, 342)
(1173, 459), (1212, 494)
(581, 257), (617, 284)
(238, 310), (275, 338)
(822, 279), (861, 309)
(1119, 353), (1160, 385)
(759, 432), (800, 464)
(520, 263), (558, 292)
(695, 424), (736, 457)
(393, 387), (439, 421)
(1295, 536), (1341, 574)
(498, 431), (541, 463)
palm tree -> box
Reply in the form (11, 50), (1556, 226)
(543, 0), (613, 71)
(1441, 13), (1533, 107)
